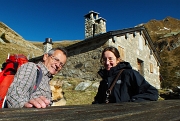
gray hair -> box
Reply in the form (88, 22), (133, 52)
(47, 47), (68, 57)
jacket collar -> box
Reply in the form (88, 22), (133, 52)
(98, 62), (132, 78)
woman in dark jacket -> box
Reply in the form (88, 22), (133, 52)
(92, 46), (159, 104)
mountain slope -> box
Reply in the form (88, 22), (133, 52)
(144, 17), (180, 88)
(0, 22), (44, 65)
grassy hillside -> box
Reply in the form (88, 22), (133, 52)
(0, 43), (43, 66)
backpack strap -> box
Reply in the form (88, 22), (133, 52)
(109, 69), (125, 91)
(0, 70), (5, 84)
(32, 65), (43, 93)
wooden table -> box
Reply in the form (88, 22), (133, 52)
(0, 100), (180, 121)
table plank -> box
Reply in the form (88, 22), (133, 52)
(0, 100), (180, 121)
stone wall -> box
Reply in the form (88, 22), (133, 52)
(60, 37), (108, 82)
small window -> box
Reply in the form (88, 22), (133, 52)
(118, 46), (125, 61)
(137, 59), (144, 76)
(150, 63), (153, 73)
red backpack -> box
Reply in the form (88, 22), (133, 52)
(0, 54), (28, 108)
(0, 54), (43, 108)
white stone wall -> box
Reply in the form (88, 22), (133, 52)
(108, 32), (160, 89)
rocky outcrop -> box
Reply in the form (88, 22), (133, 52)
(154, 33), (180, 52)
(144, 17), (180, 52)
(160, 86), (180, 99)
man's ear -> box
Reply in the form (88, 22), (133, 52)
(43, 53), (49, 61)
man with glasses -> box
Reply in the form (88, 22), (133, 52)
(6, 47), (67, 108)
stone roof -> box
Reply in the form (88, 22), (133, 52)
(65, 26), (162, 66)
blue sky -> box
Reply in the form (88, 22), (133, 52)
(0, 0), (179, 42)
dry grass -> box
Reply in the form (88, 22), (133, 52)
(0, 43), (43, 66)
(52, 76), (97, 105)
(0, 40), (79, 68)
(64, 90), (97, 105)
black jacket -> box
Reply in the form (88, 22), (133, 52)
(93, 62), (159, 104)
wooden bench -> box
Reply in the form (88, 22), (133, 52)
(0, 100), (180, 121)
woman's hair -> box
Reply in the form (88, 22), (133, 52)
(47, 47), (68, 57)
(100, 46), (120, 64)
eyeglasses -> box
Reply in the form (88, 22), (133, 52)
(50, 55), (64, 68)
(102, 57), (115, 63)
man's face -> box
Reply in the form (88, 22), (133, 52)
(43, 50), (67, 75)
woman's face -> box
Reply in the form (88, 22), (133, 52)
(102, 50), (120, 70)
